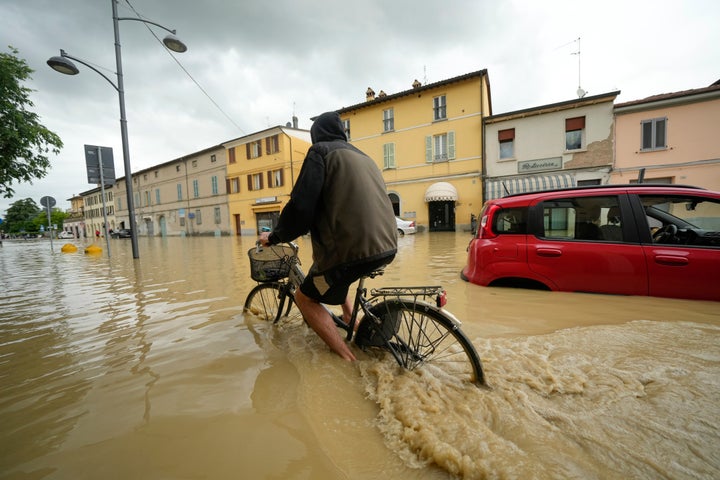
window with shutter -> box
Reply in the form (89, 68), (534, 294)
(640, 117), (667, 151)
(498, 128), (515, 159)
(383, 143), (396, 169)
(565, 116), (585, 150)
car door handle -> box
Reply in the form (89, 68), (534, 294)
(654, 255), (689, 266)
(536, 248), (562, 257)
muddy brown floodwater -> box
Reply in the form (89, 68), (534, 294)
(1, 233), (718, 479)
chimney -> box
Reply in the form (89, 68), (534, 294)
(378, 90), (387, 98)
(412, 79), (421, 89)
(366, 87), (375, 101)
(292, 115), (298, 128)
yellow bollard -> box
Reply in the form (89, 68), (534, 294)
(84, 244), (103, 255)
(61, 243), (78, 253)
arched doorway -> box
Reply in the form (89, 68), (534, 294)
(388, 192), (400, 216)
(424, 182), (457, 232)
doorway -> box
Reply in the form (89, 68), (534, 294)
(428, 201), (455, 231)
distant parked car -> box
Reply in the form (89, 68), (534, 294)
(461, 184), (720, 301)
(396, 217), (416, 235)
(111, 229), (132, 238)
(57, 231), (75, 239)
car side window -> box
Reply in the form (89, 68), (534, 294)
(494, 207), (527, 234)
(540, 196), (622, 241)
(640, 195), (720, 247)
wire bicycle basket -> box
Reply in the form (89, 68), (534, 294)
(248, 244), (297, 282)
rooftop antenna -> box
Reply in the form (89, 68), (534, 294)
(571, 37), (586, 98)
(423, 65), (428, 85)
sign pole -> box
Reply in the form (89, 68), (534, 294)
(46, 203), (54, 251)
(40, 196), (56, 251)
(98, 147), (112, 257)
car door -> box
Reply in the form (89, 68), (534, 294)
(633, 193), (720, 301)
(526, 193), (649, 295)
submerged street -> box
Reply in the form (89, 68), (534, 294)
(1, 233), (718, 479)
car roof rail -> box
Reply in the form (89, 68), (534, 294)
(499, 183), (706, 199)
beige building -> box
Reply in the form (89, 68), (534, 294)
(484, 91), (620, 201)
(612, 81), (720, 189)
(80, 186), (116, 238)
(337, 70), (491, 232)
(113, 144), (231, 236)
(224, 125), (312, 235)
(62, 194), (87, 238)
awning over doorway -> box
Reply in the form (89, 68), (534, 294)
(485, 173), (576, 201)
(424, 182), (458, 202)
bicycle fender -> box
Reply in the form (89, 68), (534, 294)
(409, 299), (463, 328)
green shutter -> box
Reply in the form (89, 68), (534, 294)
(383, 143), (396, 168)
(448, 131), (455, 160)
(425, 136), (432, 163)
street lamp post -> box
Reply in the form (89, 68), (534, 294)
(47, 0), (187, 259)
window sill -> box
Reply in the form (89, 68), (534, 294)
(432, 117), (448, 123)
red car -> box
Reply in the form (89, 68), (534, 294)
(461, 184), (720, 301)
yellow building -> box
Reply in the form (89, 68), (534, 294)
(225, 125), (312, 235)
(337, 70), (491, 231)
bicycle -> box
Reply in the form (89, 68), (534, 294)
(243, 242), (486, 386)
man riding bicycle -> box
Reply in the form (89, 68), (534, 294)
(259, 111), (397, 361)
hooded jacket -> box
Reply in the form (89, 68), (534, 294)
(269, 111), (397, 272)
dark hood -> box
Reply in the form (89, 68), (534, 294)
(310, 111), (347, 144)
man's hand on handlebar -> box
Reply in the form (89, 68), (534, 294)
(258, 231), (271, 246)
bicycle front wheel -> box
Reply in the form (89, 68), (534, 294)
(358, 299), (485, 386)
(244, 282), (298, 323)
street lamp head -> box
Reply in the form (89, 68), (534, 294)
(47, 54), (79, 75)
(162, 34), (187, 53)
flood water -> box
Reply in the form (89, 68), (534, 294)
(1, 232), (718, 479)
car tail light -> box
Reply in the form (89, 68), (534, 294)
(410, 221), (415, 227)
(477, 204), (499, 239)
(436, 290), (447, 308)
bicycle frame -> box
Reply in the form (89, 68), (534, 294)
(247, 242), (486, 386)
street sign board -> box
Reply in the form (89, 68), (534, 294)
(84, 145), (116, 185)
(40, 196), (56, 208)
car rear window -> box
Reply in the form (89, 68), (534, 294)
(494, 207), (527, 234)
(540, 195), (622, 241)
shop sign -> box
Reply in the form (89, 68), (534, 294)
(517, 157), (562, 173)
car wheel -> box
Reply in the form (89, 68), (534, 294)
(397, 229), (405, 236)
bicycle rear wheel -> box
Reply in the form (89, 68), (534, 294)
(357, 299), (485, 386)
(244, 283), (299, 323)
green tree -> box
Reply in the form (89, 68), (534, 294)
(3, 197), (40, 233)
(0, 46), (63, 198)
(32, 207), (68, 232)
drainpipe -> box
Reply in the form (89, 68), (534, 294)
(480, 74), (487, 204)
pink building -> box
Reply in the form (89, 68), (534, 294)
(612, 81), (720, 191)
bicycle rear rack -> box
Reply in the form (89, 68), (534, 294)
(370, 286), (447, 308)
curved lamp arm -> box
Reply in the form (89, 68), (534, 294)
(117, 17), (176, 34)
(116, 17), (187, 53)
(47, 50), (120, 92)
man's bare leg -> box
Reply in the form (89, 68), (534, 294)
(341, 295), (353, 326)
(295, 289), (356, 361)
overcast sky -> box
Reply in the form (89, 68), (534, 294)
(1, 0), (718, 216)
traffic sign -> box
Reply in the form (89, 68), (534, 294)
(40, 196), (56, 208)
